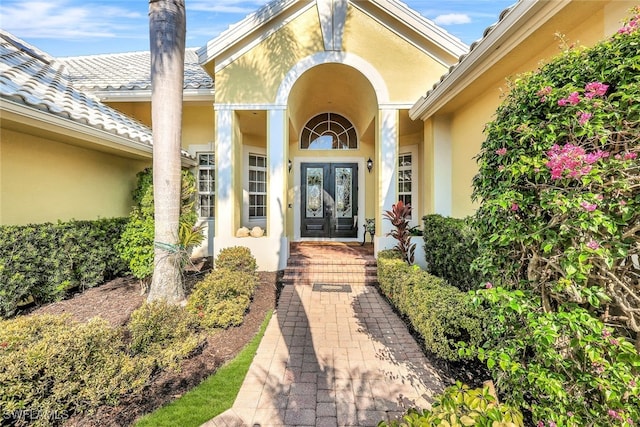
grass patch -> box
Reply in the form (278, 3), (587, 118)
(134, 309), (273, 427)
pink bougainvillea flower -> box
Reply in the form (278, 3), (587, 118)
(602, 329), (611, 337)
(537, 421), (545, 427)
(557, 98), (568, 106)
(620, 200), (627, 206)
(624, 152), (638, 160)
(584, 81), (609, 98)
(618, 16), (639, 34)
(586, 240), (600, 250)
(549, 422), (556, 427)
(546, 143), (609, 180)
(585, 150), (609, 164)
(510, 203), (519, 211)
(536, 86), (552, 102)
(537, 86), (552, 97)
(580, 201), (597, 212)
(567, 91), (580, 105)
(578, 111), (592, 125)
(498, 165), (505, 171)
(485, 282), (493, 289)
(495, 147), (507, 156)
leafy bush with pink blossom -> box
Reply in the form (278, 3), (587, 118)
(473, 7), (640, 342)
(469, 8), (640, 426)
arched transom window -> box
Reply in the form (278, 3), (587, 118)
(300, 113), (357, 150)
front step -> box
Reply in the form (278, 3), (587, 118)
(282, 243), (378, 286)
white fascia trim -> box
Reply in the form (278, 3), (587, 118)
(96, 89), (214, 103)
(214, 103), (287, 111)
(197, 0), (298, 60)
(352, 0), (468, 64)
(409, 0), (569, 121)
(210, 3), (315, 74)
(379, 103), (414, 110)
(1, 99), (197, 167)
(197, 0), (311, 66)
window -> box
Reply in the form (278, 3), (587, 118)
(198, 153), (215, 218)
(300, 112), (358, 149)
(398, 152), (412, 216)
(248, 153), (267, 218)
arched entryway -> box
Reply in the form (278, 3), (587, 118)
(283, 61), (380, 241)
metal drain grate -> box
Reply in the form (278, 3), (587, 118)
(312, 283), (352, 293)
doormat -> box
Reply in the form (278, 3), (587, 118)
(312, 283), (352, 293)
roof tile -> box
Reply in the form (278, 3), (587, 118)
(60, 49), (213, 92)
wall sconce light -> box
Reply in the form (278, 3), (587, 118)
(288, 159), (292, 173)
(367, 157), (373, 173)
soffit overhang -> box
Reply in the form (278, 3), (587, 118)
(409, 0), (580, 121)
(1, 99), (197, 167)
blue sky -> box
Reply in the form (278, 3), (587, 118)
(0, 0), (515, 57)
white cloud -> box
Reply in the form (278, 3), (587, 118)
(433, 13), (472, 26)
(189, 1), (268, 14)
(0, 0), (145, 40)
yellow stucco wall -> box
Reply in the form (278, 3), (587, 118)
(183, 105), (215, 146)
(343, 7), (448, 103)
(215, 7), (324, 104)
(107, 102), (214, 150)
(443, 1), (635, 218)
(108, 102), (152, 127)
(449, 91), (496, 217)
(0, 128), (149, 225)
(215, 4), (450, 105)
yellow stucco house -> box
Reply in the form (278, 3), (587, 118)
(1, 0), (636, 270)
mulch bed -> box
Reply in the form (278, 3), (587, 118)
(28, 268), (279, 427)
(25, 267), (487, 426)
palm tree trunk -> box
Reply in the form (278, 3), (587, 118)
(147, 0), (186, 304)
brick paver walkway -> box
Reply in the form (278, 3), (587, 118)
(203, 278), (447, 426)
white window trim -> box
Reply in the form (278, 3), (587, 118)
(399, 145), (419, 228)
(242, 145), (267, 229)
(196, 152), (215, 219)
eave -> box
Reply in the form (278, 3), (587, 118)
(94, 89), (215, 103)
(409, 0), (570, 121)
(1, 99), (197, 167)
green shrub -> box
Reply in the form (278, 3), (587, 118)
(422, 214), (484, 291)
(462, 287), (640, 427)
(127, 300), (203, 371)
(214, 246), (258, 274)
(468, 11), (640, 426)
(186, 269), (257, 329)
(0, 218), (128, 318)
(379, 382), (524, 427)
(471, 8), (640, 334)
(0, 315), (152, 426)
(118, 168), (200, 282)
(377, 255), (485, 361)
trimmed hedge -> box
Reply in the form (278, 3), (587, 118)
(377, 250), (485, 361)
(127, 300), (203, 371)
(422, 215), (484, 291)
(0, 218), (128, 318)
(0, 315), (152, 426)
(187, 246), (258, 329)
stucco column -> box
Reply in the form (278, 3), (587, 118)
(267, 107), (287, 239)
(378, 108), (399, 236)
(214, 108), (234, 240)
(433, 116), (452, 216)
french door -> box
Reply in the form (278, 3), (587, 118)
(301, 163), (358, 238)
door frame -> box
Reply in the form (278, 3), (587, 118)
(292, 156), (366, 241)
